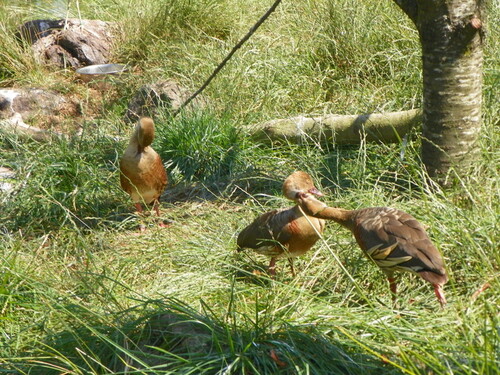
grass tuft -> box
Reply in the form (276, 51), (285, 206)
(154, 111), (247, 184)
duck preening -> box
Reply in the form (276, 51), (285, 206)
(120, 117), (168, 229)
(237, 171), (325, 277)
(298, 194), (448, 307)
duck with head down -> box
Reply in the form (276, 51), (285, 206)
(297, 193), (448, 308)
(237, 171), (326, 277)
(120, 117), (168, 230)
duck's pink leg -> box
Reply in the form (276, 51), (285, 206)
(153, 200), (169, 228)
(388, 276), (397, 303)
(287, 258), (296, 278)
(433, 284), (447, 308)
(153, 200), (161, 217)
(132, 203), (147, 232)
(268, 257), (277, 277)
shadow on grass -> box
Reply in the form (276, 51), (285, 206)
(228, 260), (273, 288)
(316, 130), (426, 201)
(227, 252), (311, 289)
(7, 298), (399, 375)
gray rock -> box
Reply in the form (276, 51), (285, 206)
(0, 88), (78, 140)
(0, 167), (16, 194)
(123, 312), (213, 371)
(18, 18), (114, 68)
(125, 80), (206, 122)
(0, 88), (77, 121)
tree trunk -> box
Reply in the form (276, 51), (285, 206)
(246, 109), (422, 144)
(393, 0), (485, 184)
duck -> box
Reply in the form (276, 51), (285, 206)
(296, 193), (448, 307)
(237, 171), (326, 277)
(120, 117), (168, 229)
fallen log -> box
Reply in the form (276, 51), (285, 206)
(246, 109), (422, 144)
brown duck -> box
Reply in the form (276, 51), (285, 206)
(237, 171), (326, 277)
(120, 117), (168, 228)
(297, 194), (448, 307)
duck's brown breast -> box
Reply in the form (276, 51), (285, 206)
(285, 215), (324, 257)
(120, 147), (167, 204)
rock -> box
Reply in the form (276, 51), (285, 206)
(17, 19), (65, 44)
(147, 313), (212, 354)
(0, 167), (16, 193)
(0, 88), (78, 138)
(125, 80), (206, 122)
(126, 312), (213, 370)
(0, 88), (78, 121)
(18, 19), (114, 68)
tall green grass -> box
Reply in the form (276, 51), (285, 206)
(0, 129), (127, 234)
(154, 112), (246, 184)
(0, 0), (499, 374)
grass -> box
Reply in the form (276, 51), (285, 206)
(154, 111), (246, 184)
(1, 0), (499, 374)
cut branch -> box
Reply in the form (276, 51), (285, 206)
(0, 114), (63, 141)
(246, 109), (422, 144)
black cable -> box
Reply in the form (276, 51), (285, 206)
(173, 0), (283, 116)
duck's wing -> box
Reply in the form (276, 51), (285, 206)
(148, 151), (168, 199)
(237, 207), (295, 255)
(119, 149), (137, 195)
(354, 207), (447, 281)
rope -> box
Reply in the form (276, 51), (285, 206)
(173, 0), (283, 116)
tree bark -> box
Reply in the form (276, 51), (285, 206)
(393, 0), (484, 183)
(246, 109), (422, 144)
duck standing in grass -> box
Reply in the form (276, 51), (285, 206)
(297, 193), (448, 307)
(237, 171), (326, 277)
(120, 117), (168, 229)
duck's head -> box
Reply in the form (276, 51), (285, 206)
(282, 171), (323, 201)
(136, 117), (155, 148)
